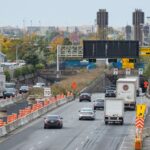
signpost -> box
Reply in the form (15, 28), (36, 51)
(44, 87), (51, 97)
(136, 104), (146, 118)
(125, 68), (131, 75)
(71, 81), (77, 90)
(113, 68), (118, 75)
(138, 68), (143, 75)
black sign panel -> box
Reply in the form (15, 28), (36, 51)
(83, 40), (139, 58)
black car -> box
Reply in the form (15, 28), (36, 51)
(19, 85), (29, 94)
(105, 89), (116, 97)
(79, 93), (91, 102)
(44, 115), (63, 129)
(93, 99), (104, 110)
(3, 88), (17, 98)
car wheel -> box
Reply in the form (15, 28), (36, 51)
(105, 121), (108, 125)
(44, 125), (47, 129)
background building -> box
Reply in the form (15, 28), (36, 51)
(133, 9), (144, 45)
(97, 9), (108, 40)
(125, 25), (132, 40)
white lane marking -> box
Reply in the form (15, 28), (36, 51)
(75, 148), (78, 150)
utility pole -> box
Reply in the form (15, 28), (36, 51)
(56, 45), (61, 79)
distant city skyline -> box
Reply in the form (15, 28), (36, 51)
(0, 0), (150, 27)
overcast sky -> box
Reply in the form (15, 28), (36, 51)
(0, 0), (149, 27)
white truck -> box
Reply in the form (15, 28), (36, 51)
(126, 76), (140, 96)
(0, 74), (6, 98)
(116, 78), (137, 110)
(104, 98), (124, 125)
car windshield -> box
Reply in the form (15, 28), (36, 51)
(95, 99), (104, 102)
(47, 115), (59, 120)
(20, 86), (28, 89)
(80, 93), (90, 96)
(80, 108), (93, 112)
(5, 88), (15, 92)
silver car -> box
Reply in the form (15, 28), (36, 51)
(79, 107), (96, 120)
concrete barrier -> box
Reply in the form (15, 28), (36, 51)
(0, 96), (73, 137)
(0, 94), (26, 108)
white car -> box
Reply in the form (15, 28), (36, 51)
(79, 107), (96, 120)
(33, 82), (45, 88)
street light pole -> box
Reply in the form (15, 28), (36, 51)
(16, 45), (19, 63)
(56, 45), (61, 79)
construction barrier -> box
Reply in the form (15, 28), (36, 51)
(0, 93), (73, 137)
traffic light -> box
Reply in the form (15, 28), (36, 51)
(144, 81), (149, 89)
(89, 59), (96, 63)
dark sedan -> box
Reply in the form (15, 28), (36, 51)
(93, 99), (104, 110)
(79, 93), (91, 102)
(3, 88), (17, 98)
(44, 115), (63, 129)
(105, 89), (116, 97)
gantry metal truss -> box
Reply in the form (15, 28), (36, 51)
(58, 45), (83, 58)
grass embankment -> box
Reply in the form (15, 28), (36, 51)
(51, 66), (105, 96)
(28, 65), (105, 100)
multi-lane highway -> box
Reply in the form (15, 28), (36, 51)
(0, 93), (136, 150)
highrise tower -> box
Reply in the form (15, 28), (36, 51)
(97, 9), (108, 40)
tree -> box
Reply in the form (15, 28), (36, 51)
(24, 52), (39, 67)
(63, 38), (72, 45)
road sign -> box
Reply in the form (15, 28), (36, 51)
(144, 81), (149, 88)
(136, 117), (144, 128)
(136, 104), (146, 118)
(122, 63), (134, 69)
(138, 68), (143, 75)
(71, 81), (77, 90)
(140, 47), (150, 56)
(126, 68), (131, 75)
(44, 87), (51, 97)
(113, 68), (118, 75)
(0, 67), (3, 73)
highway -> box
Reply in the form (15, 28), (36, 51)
(0, 93), (136, 150)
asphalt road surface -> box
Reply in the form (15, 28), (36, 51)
(0, 93), (136, 150)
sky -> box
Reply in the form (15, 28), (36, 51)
(0, 0), (150, 28)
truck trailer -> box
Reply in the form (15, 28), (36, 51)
(104, 98), (124, 125)
(116, 78), (136, 110)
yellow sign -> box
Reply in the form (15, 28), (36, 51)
(136, 104), (146, 117)
(122, 58), (129, 63)
(122, 63), (134, 69)
(140, 47), (150, 56)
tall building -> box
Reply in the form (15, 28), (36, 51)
(125, 25), (132, 40)
(97, 9), (108, 40)
(133, 9), (144, 45)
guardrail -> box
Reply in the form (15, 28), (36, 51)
(0, 92), (73, 137)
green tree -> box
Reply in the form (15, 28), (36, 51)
(63, 38), (72, 45)
(4, 70), (11, 81)
(24, 52), (39, 67)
